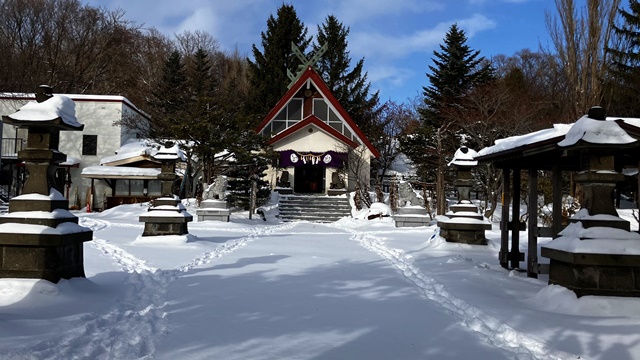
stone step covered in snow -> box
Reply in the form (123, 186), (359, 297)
(278, 195), (351, 222)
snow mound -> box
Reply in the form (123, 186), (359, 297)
(526, 285), (640, 317)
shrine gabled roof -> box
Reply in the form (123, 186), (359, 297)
(256, 66), (380, 158)
(269, 114), (360, 149)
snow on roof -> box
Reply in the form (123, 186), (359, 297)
(60, 156), (81, 166)
(558, 115), (636, 147)
(449, 147), (478, 167)
(0, 92), (148, 120)
(81, 166), (160, 178)
(100, 139), (159, 165)
(477, 124), (572, 157)
(5, 94), (83, 128)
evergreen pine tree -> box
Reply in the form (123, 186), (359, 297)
(420, 24), (493, 129)
(607, 0), (640, 117)
(247, 4), (311, 121)
(314, 15), (380, 138)
(401, 24), (492, 215)
(148, 50), (189, 139)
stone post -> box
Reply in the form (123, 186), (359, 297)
(139, 141), (193, 236)
(0, 86), (93, 283)
(541, 106), (640, 297)
(438, 146), (491, 245)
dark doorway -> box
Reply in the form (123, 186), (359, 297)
(294, 164), (325, 193)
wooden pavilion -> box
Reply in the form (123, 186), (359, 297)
(475, 107), (640, 284)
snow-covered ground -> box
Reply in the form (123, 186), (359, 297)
(1, 200), (640, 360)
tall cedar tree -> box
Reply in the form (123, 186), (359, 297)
(403, 24), (492, 181)
(247, 4), (311, 122)
(402, 24), (492, 215)
(421, 24), (494, 129)
(148, 50), (189, 139)
(314, 15), (380, 139)
(607, 0), (640, 117)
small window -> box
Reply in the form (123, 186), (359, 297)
(130, 179), (145, 196)
(272, 120), (286, 134)
(115, 180), (129, 196)
(313, 99), (328, 121)
(148, 180), (162, 196)
(288, 99), (302, 120)
(82, 135), (98, 155)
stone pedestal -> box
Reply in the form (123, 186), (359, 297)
(275, 187), (293, 195)
(438, 217), (492, 245)
(139, 142), (192, 236)
(542, 247), (640, 297)
(393, 207), (430, 227)
(0, 87), (93, 283)
(327, 188), (347, 196)
(542, 107), (640, 297)
(437, 147), (490, 245)
(140, 196), (193, 236)
(196, 199), (231, 222)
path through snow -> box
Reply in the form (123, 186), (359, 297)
(328, 221), (580, 360)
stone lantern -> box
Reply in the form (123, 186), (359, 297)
(0, 85), (92, 282)
(139, 141), (193, 236)
(542, 106), (640, 297)
(437, 146), (491, 244)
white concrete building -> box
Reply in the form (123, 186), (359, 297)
(0, 90), (149, 210)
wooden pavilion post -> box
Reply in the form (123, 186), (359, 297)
(527, 168), (539, 278)
(552, 165), (563, 238)
(510, 169), (522, 269)
(499, 168), (510, 268)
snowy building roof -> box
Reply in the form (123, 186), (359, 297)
(0, 92), (149, 120)
(3, 94), (84, 130)
(558, 115), (636, 147)
(81, 166), (160, 179)
(100, 139), (160, 166)
(476, 109), (640, 170)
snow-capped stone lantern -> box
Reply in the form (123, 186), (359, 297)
(139, 141), (193, 236)
(541, 106), (640, 297)
(0, 85), (93, 282)
(437, 146), (491, 245)
(449, 147), (482, 214)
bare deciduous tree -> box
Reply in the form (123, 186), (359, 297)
(545, 0), (621, 119)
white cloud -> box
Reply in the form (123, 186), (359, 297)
(317, 0), (443, 25)
(349, 14), (496, 61)
(368, 65), (415, 88)
(457, 13), (497, 37)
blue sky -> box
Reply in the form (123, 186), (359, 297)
(86, 0), (556, 103)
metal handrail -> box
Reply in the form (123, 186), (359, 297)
(1, 138), (25, 158)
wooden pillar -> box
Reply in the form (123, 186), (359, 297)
(527, 168), (538, 278)
(499, 168), (510, 268)
(90, 178), (96, 212)
(510, 169), (522, 269)
(552, 165), (563, 238)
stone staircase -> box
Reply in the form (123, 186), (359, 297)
(278, 194), (352, 222)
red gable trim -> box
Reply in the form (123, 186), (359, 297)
(256, 66), (380, 158)
(268, 115), (360, 149)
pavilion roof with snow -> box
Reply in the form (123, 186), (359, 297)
(476, 116), (640, 171)
(475, 107), (640, 281)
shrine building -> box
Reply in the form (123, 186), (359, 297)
(257, 66), (379, 194)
